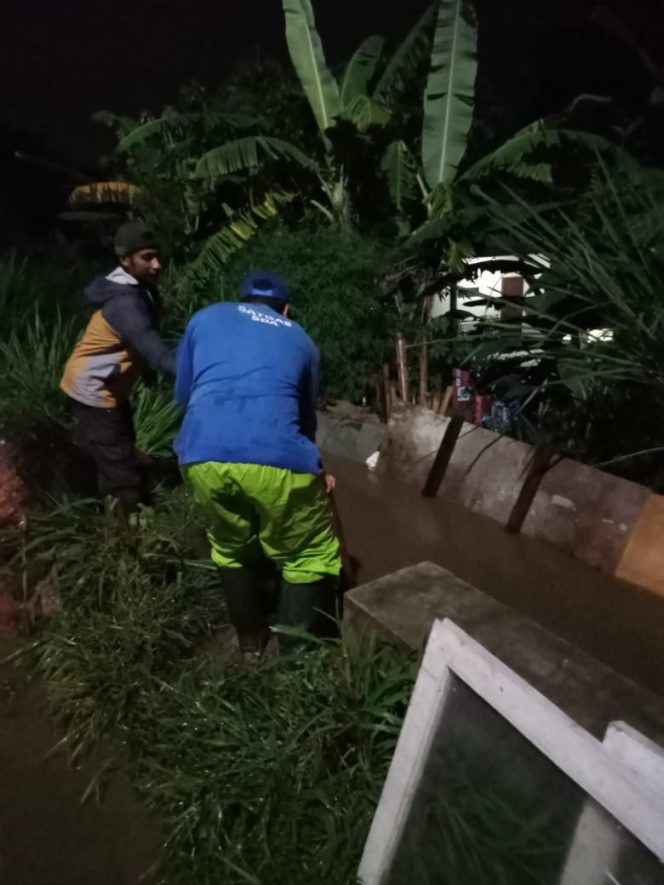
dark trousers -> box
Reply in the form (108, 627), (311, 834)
(68, 398), (143, 510)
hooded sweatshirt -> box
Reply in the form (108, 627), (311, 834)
(61, 267), (176, 408)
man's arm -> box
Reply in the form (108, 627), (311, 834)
(103, 292), (176, 375)
(174, 326), (194, 408)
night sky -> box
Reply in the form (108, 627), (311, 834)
(1, 0), (663, 184)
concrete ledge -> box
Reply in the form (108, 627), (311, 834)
(378, 406), (530, 523)
(344, 561), (664, 743)
(616, 494), (664, 597)
(378, 405), (446, 488)
(522, 458), (647, 573)
(442, 426), (532, 524)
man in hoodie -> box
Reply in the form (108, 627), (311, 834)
(61, 221), (176, 511)
(174, 271), (341, 655)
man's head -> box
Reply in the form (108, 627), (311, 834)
(114, 221), (161, 287)
(239, 271), (290, 316)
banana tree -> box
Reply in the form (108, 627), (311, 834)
(279, 0), (435, 223)
(378, 0), (614, 261)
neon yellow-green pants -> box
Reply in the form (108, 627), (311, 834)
(182, 462), (341, 584)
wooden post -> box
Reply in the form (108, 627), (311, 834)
(437, 385), (453, 415)
(396, 334), (409, 402)
(418, 340), (428, 406)
(422, 415), (464, 498)
(382, 363), (392, 421)
(505, 444), (555, 534)
(419, 294), (433, 407)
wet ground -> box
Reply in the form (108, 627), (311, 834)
(0, 643), (162, 885)
(329, 454), (664, 697)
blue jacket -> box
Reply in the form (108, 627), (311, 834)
(174, 302), (322, 474)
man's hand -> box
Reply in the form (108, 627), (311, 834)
(324, 474), (336, 495)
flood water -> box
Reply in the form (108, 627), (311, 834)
(0, 644), (162, 885)
(329, 454), (664, 697)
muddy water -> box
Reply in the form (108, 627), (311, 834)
(329, 455), (664, 697)
(0, 644), (161, 885)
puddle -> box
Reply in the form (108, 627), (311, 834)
(0, 642), (162, 885)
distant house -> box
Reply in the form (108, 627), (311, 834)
(430, 255), (546, 335)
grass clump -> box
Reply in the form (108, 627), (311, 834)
(13, 483), (416, 884)
(131, 637), (415, 884)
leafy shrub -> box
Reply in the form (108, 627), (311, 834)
(170, 219), (396, 403)
(453, 156), (664, 484)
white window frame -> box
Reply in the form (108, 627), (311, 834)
(358, 619), (664, 884)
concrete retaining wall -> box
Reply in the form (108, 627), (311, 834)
(316, 410), (386, 465)
(377, 404), (664, 598)
(345, 562), (664, 742)
(522, 458), (648, 573)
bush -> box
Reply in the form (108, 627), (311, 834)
(171, 220), (396, 404)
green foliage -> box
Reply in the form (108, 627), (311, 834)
(131, 636), (415, 884)
(283, 0), (342, 137)
(16, 488), (222, 757)
(195, 136), (316, 179)
(381, 140), (420, 221)
(340, 36), (385, 106)
(0, 312), (79, 423)
(446, 156), (664, 484)
(421, 0), (478, 189)
(132, 386), (181, 456)
(14, 483), (416, 884)
(374, 4), (437, 106)
(220, 220), (396, 402)
(180, 192), (297, 295)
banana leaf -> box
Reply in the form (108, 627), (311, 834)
(283, 0), (341, 135)
(380, 140), (419, 211)
(340, 35), (385, 105)
(421, 0), (478, 189)
(341, 95), (391, 131)
(196, 136), (317, 178)
(374, 4), (436, 104)
(459, 119), (614, 184)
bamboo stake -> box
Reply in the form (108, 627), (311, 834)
(382, 363), (392, 421)
(396, 334), (409, 402)
(437, 384), (453, 415)
(419, 340), (428, 406)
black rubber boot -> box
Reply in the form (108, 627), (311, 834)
(219, 562), (279, 656)
(276, 575), (339, 653)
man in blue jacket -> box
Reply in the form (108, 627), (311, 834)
(174, 272), (340, 655)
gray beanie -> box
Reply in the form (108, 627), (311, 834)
(114, 221), (160, 257)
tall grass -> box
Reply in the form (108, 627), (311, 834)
(13, 484), (416, 883)
(0, 311), (81, 422)
(131, 636), (415, 885)
(133, 385), (181, 456)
